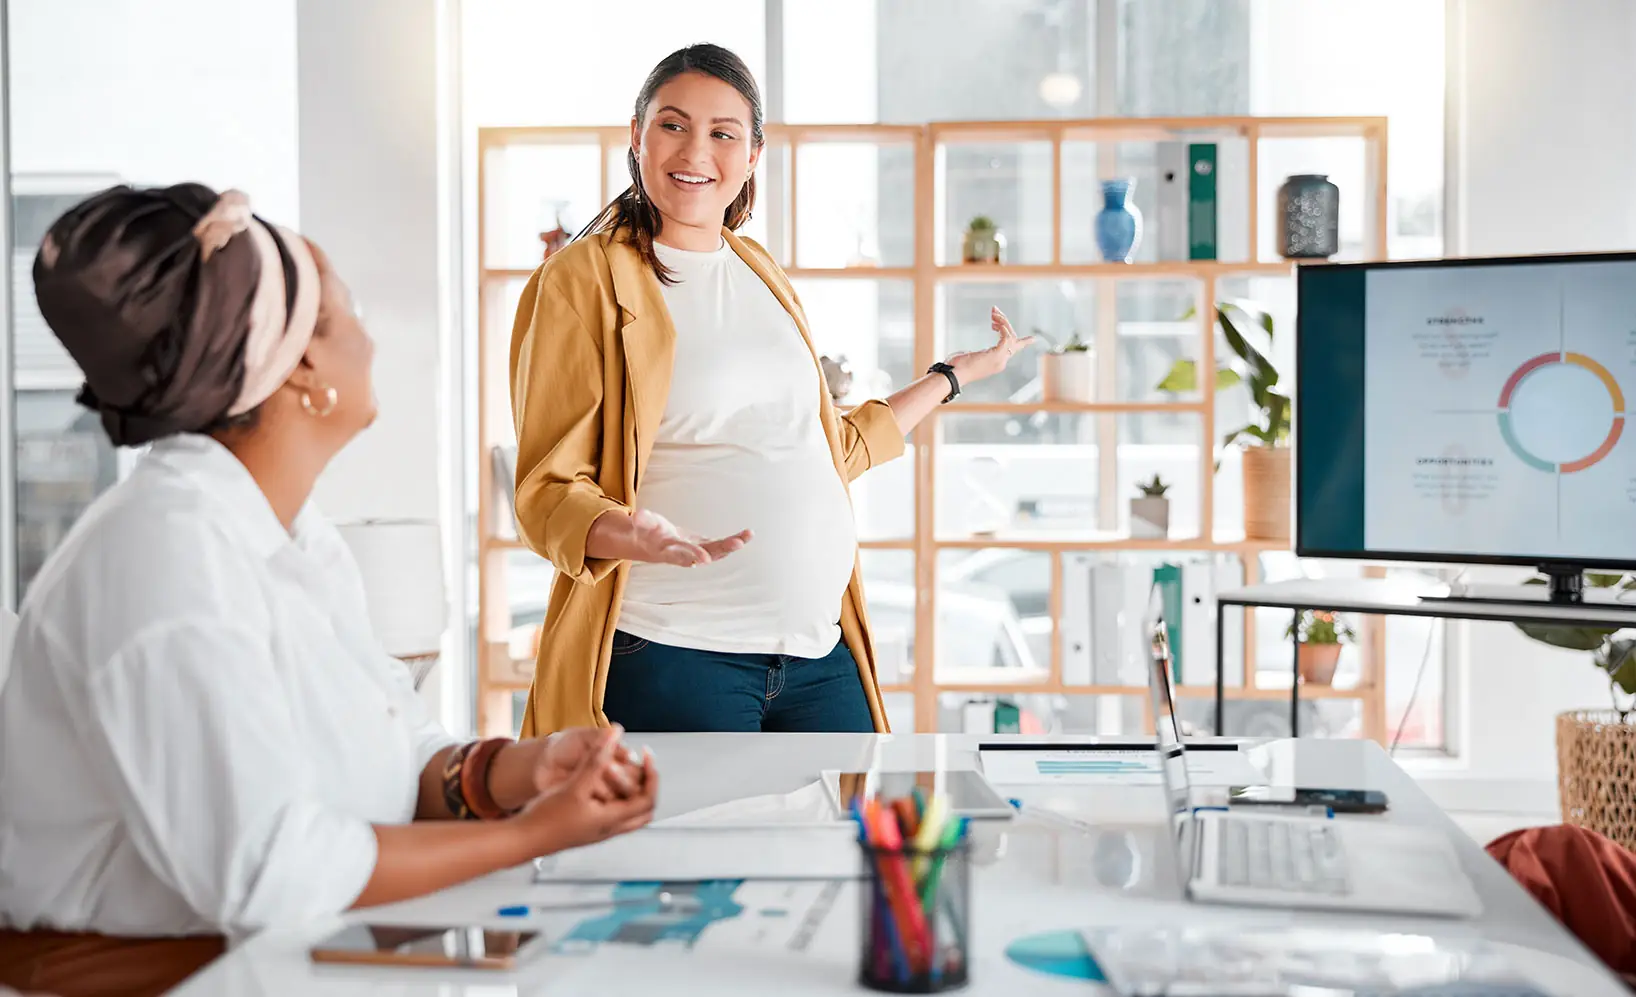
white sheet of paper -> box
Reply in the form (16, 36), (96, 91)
(651, 779), (839, 828)
(533, 824), (862, 883)
(979, 747), (1264, 787)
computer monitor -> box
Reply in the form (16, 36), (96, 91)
(1295, 251), (1636, 604)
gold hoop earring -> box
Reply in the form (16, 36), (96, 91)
(301, 384), (338, 418)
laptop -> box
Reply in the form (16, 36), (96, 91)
(1146, 595), (1482, 918)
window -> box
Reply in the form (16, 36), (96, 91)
(778, 0), (1451, 748)
(460, 0), (1452, 748)
(11, 180), (126, 596)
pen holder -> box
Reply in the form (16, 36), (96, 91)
(857, 840), (972, 993)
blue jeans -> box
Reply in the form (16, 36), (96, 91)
(601, 631), (875, 733)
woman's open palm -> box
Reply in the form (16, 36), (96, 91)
(619, 508), (752, 567)
(947, 306), (1036, 383)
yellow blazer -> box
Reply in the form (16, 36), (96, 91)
(509, 227), (906, 737)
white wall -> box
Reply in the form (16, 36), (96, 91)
(297, 0), (444, 527)
(1415, 0), (1636, 815)
(1453, 0), (1636, 257)
(9, 0), (298, 222)
(10, 0), (444, 528)
(296, 0), (460, 730)
(9, 0), (458, 722)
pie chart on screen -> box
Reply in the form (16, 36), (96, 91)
(1497, 351), (1625, 473)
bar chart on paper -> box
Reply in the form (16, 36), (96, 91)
(1035, 757), (1155, 777)
(979, 748), (1264, 787)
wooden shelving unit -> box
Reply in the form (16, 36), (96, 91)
(475, 115), (1390, 740)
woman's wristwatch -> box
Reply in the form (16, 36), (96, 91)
(927, 361), (960, 404)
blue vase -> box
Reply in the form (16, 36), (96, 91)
(1095, 179), (1142, 263)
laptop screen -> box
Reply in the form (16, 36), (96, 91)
(1145, 586), (1199, 884)
(1147, 615), (1192, 818)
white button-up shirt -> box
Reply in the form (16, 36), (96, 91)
(0, 434), (457, 936)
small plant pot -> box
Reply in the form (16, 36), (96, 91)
(962, 225), (1006, 264)
(1297, 642), (1342, 685)
(1130, 496), (1170, 539)
(1042, 350), (1095, 402)
(1241, 445), (1291, 543)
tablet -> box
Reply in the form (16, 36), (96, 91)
(822, 768), (1015, 819)
(310, 924), (549, 971)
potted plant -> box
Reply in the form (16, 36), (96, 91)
(1130, 474), (1170, 538)
(961, 215), (1006, 264)
(1035, 328), (1094, 402)
(1286, 609), (1355, 685)
(1512, 573), (1636, 848)
(1155, 300), (1291, 542)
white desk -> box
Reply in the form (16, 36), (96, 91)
(170, 734), (1624, 995)
(1214, 577), (1636, 736)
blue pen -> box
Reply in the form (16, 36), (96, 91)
(854, 798), (910, 982)
(876, 877), (910, 982)
(497, 893), (677, 918)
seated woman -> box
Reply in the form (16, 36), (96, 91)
(0, 184), (658, 997)
(1488, 824), (1636, 984)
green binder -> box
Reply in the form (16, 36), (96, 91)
(1187, 143), (1218, 261)
(1152, 563), (1185, 682)
(993, 699), (1022, 734)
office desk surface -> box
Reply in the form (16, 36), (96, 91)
(170, 734), (1623, 996)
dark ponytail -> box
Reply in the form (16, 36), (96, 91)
(575, 43), (764, 285)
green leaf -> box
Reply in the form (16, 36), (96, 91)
(1602, 638), (1636, 695)
(1514, 619), (1619, 652)
(1263, 390), (1292, 444)
(1226, 298), (1276, 338)
(1221, 423), (1257, 450)
(1157, 359), (1198, 393)
(1587, 572), (1625, 588)
(1218, 305), (1279, 409)
(1156, 358), (1240, 395)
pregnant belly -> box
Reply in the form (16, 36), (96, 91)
(620, 448), (858, 652)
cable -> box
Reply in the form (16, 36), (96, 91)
(1388, 616), (1439, 755)
(1388, 568), (1466, 755)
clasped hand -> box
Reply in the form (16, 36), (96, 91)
(509, 725), (659, 854)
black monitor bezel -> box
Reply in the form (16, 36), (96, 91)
(1293, 249), (1636, 572)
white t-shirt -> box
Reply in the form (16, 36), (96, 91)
(616, 239), (858, 657)
(0, 434), (456, 937)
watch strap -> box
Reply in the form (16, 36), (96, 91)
(928, 362), (960, 404)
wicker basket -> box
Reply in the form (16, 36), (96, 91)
(1556, 710), (1636, 849)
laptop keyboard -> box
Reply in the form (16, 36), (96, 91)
(1217, 818), (1351, 895)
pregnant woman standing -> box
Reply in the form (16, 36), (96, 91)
(510, 43), (1031, 734)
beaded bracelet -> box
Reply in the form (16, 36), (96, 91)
(460, 737), (512, 821)
(439, 738), (513, 820)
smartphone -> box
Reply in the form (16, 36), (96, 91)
(310, 924), (548, 971)
(1227, 785), (1389, 814)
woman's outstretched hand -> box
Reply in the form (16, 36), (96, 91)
(587, 508), (751, 567)
(949, 306), (1036, 384)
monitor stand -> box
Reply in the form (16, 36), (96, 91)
(1420, 563), (1619, 608)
